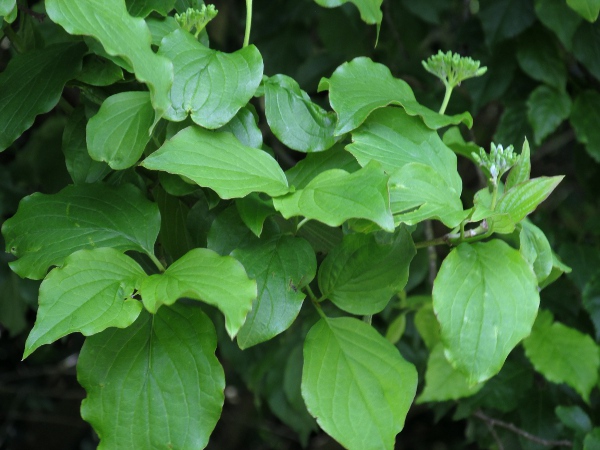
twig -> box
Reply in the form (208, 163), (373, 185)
(474, 410), (572, 448)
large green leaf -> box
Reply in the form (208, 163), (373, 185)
(285, 145), (360, 189)
(46, 0), (173, 121)
(319, 57), (472, 135)
(0, 0), (15, 16)
(571, 90), (600, 162)
(523, 310), (600, 402)
(0, 42), (86, 152)
(141, 126), (288, 198)
(78, 303), (224, 450)
(264, 74), (338, 152)
(313, 0), (382, 26)
(527, 85), (571, 145)
(318, 227), (415, 315)
(87, 92), (155, 170)
(158, 28), (263, 129)
(302, 317), (417, 450)
(140, 248), (256, 338)
(417, 343), (483, 403)
(478, 0), (536, 47)
(232, 235), (316, 349)
(389, 163), (467, 228)
(24, 249), (145, 358)
(433, 240), (539, 384)
(273, 161), (394, 232)
(347, 108), (463, 193)
(567, 0), (600, 21)
(516, 27), (566, 90)
(2, 183), (160, 280)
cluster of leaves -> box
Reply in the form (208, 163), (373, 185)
(1, 0), (600, 449)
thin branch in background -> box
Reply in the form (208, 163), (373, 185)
(474, 410), (573, 448)
(424, 220), (438, 285)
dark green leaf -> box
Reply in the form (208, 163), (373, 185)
(302, 317), (417, 449)
(433, 240), (539, 384)
(158, 29), (263, 129)
(520, 220), (553, 284)
(516, 27), (566, 90)
(285, 145), (360, 189)
(236, 193), (274, 237)
(146, 15), (179, 46)
(313, 0), (382, 26)
(154, 186), (193, 260)
(479, 0), (536, 47)
(555, 405), (592, 434)
(585, 428), (600, 450)
(126, 0), (175, 17)
(141, 126), (289, 199)
(76, 54), (124, 86)
(318, 227), (415, 315)
(573, 22), (600, 81)
(207, 206), (256, 256)
(583, 273), (600, 340)
(24, 249), (145, 358)
(232, 235), (316, 348)
(0, 42), (85, 152)
(571, 90), (600, 161)
(2, 183), (160, 280)
(494, 103), (534, 151)
(535, 0), (582, 48)
(78, 304), (224, 450)
(567, 0), (600, 21)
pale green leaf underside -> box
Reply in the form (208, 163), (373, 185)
(433, 240), (539, 384)
(141, 126), (289, 199)
(520, 220), (553, 284)
(523, 310), (600, 402)
(87, 91), (155, 170)
(2, 183), (160, 280)
(24, 249), (145, 358)
(319, 57), (472, 135)
(140, 248), (256, 338)
(232, 235), (316, 349)
(78, 304), (225, 450)
(313, 0), (383, 25)
(159, 28), (263, 129)
(46, 0), (173, 121)
(273, 161), (394, 232)
(0, 0), (16, 16)
(302, 317), (417, 450)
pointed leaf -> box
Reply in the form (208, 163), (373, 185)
(479, 0), (536, 47)
(433, 240), (540, 384)
(318, 227), (415, 315)
(567, 0), (600, 21)
(0, 42), (86, 152)
(273, 161), (394, 232)
(506, 138), (531, 190)
(141, 126), (289, 199)
(516, 27), (567, 90)
(217, 105), (263, 149)
(235, 193), (274, 237)
(158, 28), (263, 129)
(527, 86), (571, 145)
(313, 0), (382, 26)
(495, 176), (564, 224)
(232, 235), (316, 349)
(524, 310), (600, 401)
(264, 74), (338, 152)
(520, 220), (553, 284)
(126, 0), (175, 17)
(535, 0), (582, 49)
(87, 92), (155, 170)
(571, 90), (600, 162)
(24, 249), (145, 358)
(2, 183), (160, 280)
(347, 108), (463, 193)
(0, 0), (15, 16)
(555, 406), (592, 434)
(78, 303), (224, 450)
(319, 57), (472, 135)
(302, 317), (417, 450)
(140, 248), (256, 338)
(46, 0), (173, 121)
(389, 163), (467, 228)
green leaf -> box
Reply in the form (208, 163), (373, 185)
(232, 235), (316, 349)
(417, 343), (483, 403)
(385, 313), (406, 344)
(146, 15), (179, 46)
(0, 0), (15, 16)
(217, 105), (263, 149)
(302, 317), (417, 450)
(567, 0), (600, 21)
(2, 183), (160, 280)
(555, 405), (592, 434)
(494, 103), (534, 152)
(527, 85), (571, 145)
(414, 302), (441, 349)
(76, 54), (124, 86)
(583, 274), (600, 340)
(313, 0), (382, 26)
(273, 161), (394, 232)
(24, 249), (145, 358)
(523, 310), (600, 402)
(235, 193), (274, 238)
(535, 0), (582, 49)
(87, 92), (155, 170)
(154, 186), (193, 261)
(318, 227), (415, 315)
(516, 27), (567, 90)
(319, 57), (472, 135)
(585, 428), (600, 450)
(442, 126), (481, 163)
(573, 22), (600, 80)
(140, 248), (256, 338)
(207, 206), (256, 256)
(389, 163), (468, 228)
(0, 42), (86, 152)
(520, 220), (553, 284)
(571, 90), (600, 161)
(62, 107), (111, 184)
(141, 126), (289, 199)
(433, 240), (539, 384)
(126, 0), (175, 17)
(479, 0), (536, 47)
(506, 138), (531, 190)
(78, 303), (224, 450)
(347, 108), (463, 194)
(158, 28), (263, 129)
(46, 0), (173, 122)
(264, 74), (338, 152)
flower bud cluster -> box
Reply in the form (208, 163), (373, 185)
(422, 50), (487, 88)
(472, 142), (518, 185)
(175, 5), (218, 38)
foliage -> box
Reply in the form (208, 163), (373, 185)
(1, 0), (600, 449)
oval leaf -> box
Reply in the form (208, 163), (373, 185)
(495, 176), (564, 224)
(24, 249), (145, 358)
(526, 85), (571, 145)
(78, 303), (225, 450)
(433, 240), (540, 384)
(302, 317), (417, 450)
